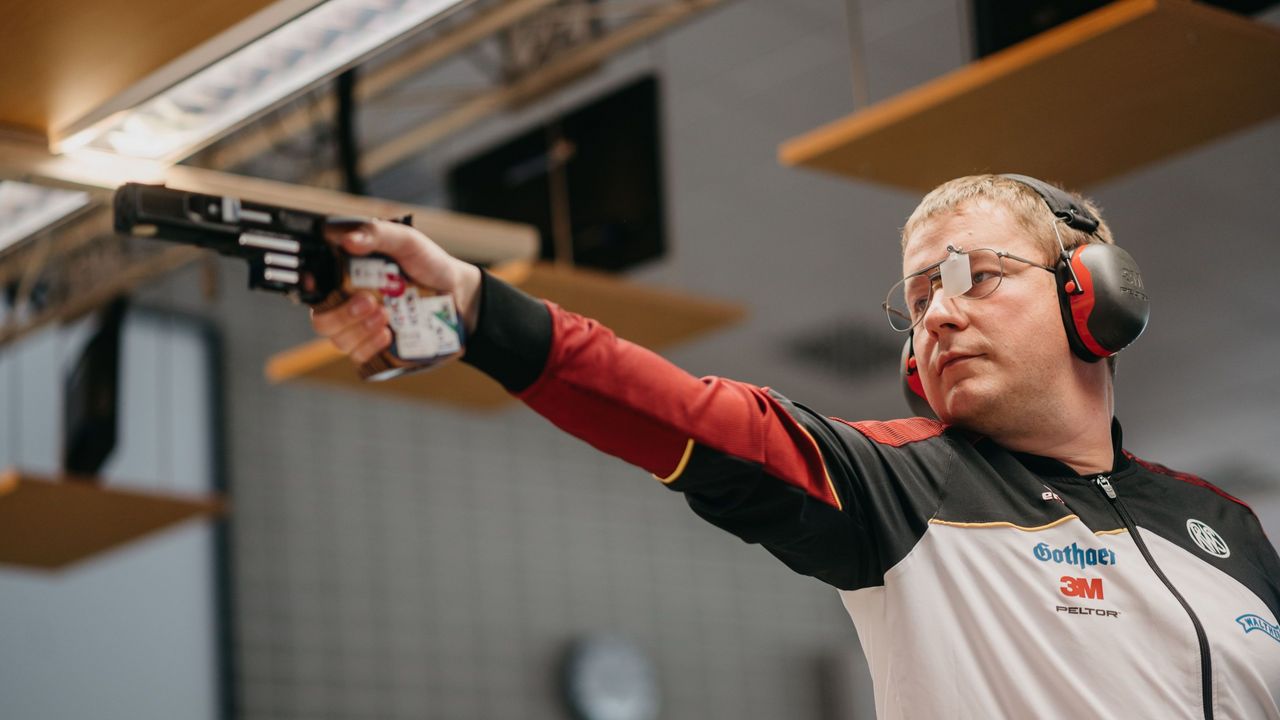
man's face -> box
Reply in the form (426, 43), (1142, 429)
(901, 202), (1072, 434)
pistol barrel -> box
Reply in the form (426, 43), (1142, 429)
(113, 183), (340, 304)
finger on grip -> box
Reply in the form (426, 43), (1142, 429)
(330, 313), (388, 354)
(310, 289), (348, 314)
(351, 327), (392, 364)
(311, 292), (378, 336)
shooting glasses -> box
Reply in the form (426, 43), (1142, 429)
(884, 245), (1055, 332)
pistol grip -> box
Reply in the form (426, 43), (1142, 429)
(334, 254), (464, 382)
(357, 354), (400, 381)
(311, 289), (349, 314)
(311, 290), (411, 380)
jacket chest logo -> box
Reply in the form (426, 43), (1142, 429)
(1186, 519), (1230, 558)
(1040, 486), (1064, 504)
(1236, 614), (1280, 645)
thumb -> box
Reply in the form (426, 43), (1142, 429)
(334, 219), (458, 291)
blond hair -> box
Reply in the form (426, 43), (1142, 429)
(901, 174), (1113, 264)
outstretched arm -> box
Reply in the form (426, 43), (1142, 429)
(313, 221), (872, 588)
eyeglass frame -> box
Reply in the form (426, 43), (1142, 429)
(883, 245), (1056, 332)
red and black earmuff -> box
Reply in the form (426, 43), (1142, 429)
(901, 335), (935, 419)
(900, 174), (1151, 418)
(1000, 173), (1150, 364)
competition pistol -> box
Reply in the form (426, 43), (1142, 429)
(113, 183), (464, 381)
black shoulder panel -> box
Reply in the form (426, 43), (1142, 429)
(930, 438), (1083, 530)
(674, 444), (874, 591)
(670, 393), (959, 590)
(1119, 462), (1280, 623)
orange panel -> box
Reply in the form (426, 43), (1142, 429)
(0, 469), (223, 570)
(0, 0), (286, 136)
(779, 0), (1280, 191)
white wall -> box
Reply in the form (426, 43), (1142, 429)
(0, 310), (224, 720)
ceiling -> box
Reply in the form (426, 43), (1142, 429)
(0, 0), (307, 139)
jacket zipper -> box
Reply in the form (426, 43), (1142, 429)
(1094, 474), (1213, 720)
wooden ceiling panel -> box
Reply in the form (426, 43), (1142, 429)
(0, 468), (223, 570)
(0, 0), (292, 136)
(779, 0), (1280, 191)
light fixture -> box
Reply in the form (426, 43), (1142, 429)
(0, 181), (92, 254)
(56, 0), (472, 163)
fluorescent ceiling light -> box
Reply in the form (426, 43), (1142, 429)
(58, 0), (469, 163)
(0, 182), (92, 254)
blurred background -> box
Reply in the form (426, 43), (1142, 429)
(1, 1), (1277, 718)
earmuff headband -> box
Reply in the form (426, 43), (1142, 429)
(998, 173), (1100, 234)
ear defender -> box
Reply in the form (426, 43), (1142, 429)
(999, 173), (1150, 362)
(901, 336), (937, 419)
(1056, 243), (1150, 361)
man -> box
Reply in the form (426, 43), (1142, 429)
(312, 175), (1280, 718)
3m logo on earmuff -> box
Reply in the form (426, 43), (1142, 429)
(1121, 266), (1144, 295)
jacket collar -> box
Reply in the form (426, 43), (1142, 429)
(1001, 417), (1131, 479)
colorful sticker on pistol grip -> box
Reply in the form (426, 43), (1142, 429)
(388, 288), (462, 360)
(348, 257), (461, 360)
(349, 257), (396, 290)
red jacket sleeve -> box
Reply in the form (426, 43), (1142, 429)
(515, 302), (841, 510)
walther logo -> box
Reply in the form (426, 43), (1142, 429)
(1236, 614), (1280, 645)
(1033, 542), (1117, 570)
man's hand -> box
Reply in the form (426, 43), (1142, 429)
(311, 220), (482, 363)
